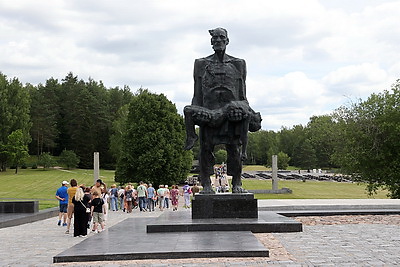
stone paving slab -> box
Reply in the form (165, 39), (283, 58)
(54, 217), (269, 263)
(1, 200), (400, 266)
(0, 209), (161, 266)
(274, 223), (400, 266)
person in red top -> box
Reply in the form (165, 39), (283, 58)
(170, 185), (181, 211)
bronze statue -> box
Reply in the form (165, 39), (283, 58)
(184, 27), (261, 194)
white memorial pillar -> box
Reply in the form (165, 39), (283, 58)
(94, 152), (99, 185)
(272, 155), (278, 191)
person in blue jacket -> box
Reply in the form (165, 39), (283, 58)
(55, 180), (69, 226)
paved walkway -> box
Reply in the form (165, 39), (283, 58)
(0, 199), (399, 266)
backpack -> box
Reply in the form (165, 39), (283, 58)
(183, 186), (191, 194)
(125, 190), (133, 201)
(111, 188), (118, 197)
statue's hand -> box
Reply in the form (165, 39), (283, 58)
(193, 110), (212, 123)
(227, 107), (246, 122)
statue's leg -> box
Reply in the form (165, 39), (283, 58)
(183, 106), (198, 150)
(227, 144), (247, 193)
(199, 130), (215, 194)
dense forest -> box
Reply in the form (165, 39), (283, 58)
(1, 72), (399, 197)
(1, 72), (132, 169)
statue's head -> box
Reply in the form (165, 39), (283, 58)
(209, 27), (229, 52)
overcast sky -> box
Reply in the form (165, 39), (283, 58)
(1, 0), (399, 131)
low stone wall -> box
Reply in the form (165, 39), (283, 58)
(248, 188), (292, 194)
(0, 207), (59, 229)
(0, 201), (39, 213)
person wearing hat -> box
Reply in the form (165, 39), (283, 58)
(55, 181), (69, 226)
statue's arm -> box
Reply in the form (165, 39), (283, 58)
(239, 59), (248, 102)
(237, 59), (262, 130)
(186, 59), (214, 125)
(191, 59), (203, 106)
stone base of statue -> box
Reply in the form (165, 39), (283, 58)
(192, 193), (258, 219)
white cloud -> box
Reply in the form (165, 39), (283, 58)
(322, 63), (389, 97)
(1, 0), (399, 131)
(246, 71), (335, 130)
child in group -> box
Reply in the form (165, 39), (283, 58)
(91, 191), (106, 233)
(182, 183), (192, 208)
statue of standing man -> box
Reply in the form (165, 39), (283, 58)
(184, 28), (262, 194)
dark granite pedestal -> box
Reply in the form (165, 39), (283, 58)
(147, 210), (302, 233)
(0, 201), (38, 213)
(192, 193), (258, 219)
(54, 215), (269, 263)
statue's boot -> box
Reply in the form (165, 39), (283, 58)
(200, 185), (215, 194)
(232, 186), (248, 193)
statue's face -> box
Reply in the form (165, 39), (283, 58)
(211, 29), (229, 52)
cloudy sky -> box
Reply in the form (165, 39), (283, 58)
(1, 0), (399, 131)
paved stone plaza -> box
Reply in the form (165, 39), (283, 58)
(0, 200), (399, 266)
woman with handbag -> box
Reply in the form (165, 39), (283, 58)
(72, 187), (91, 237)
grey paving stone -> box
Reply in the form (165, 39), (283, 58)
(274, 224), (400, 266)
(1, 200), (400, 266)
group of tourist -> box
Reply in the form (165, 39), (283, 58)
(214, 164), (229, 193)
(56, 180), (199, 237)
(55, 178), (108, 237)
(108, 182), (196, 212)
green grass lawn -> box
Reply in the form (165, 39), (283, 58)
(0, 168), (116, 209)
(241, 165), (388, 199)
(243, 165), (270, 171)
(242, 179), (389, 199)
(0, 167), (389, 210)
(242, 165), (300, 171)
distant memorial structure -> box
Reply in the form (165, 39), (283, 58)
(93, 152), (100, 185)
(184, 27), (262, 219)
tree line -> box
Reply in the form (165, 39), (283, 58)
(1, 72), (133, 170)
(1, 71), (399, 197)
(192, 115), (337, 171)
(0, 72), (192, 186)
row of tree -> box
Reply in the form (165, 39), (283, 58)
(0, 72), (133, 170)
(244, 114), (337, 170)
(192, 114), (336, 170)
(0, 72), (192, 186)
